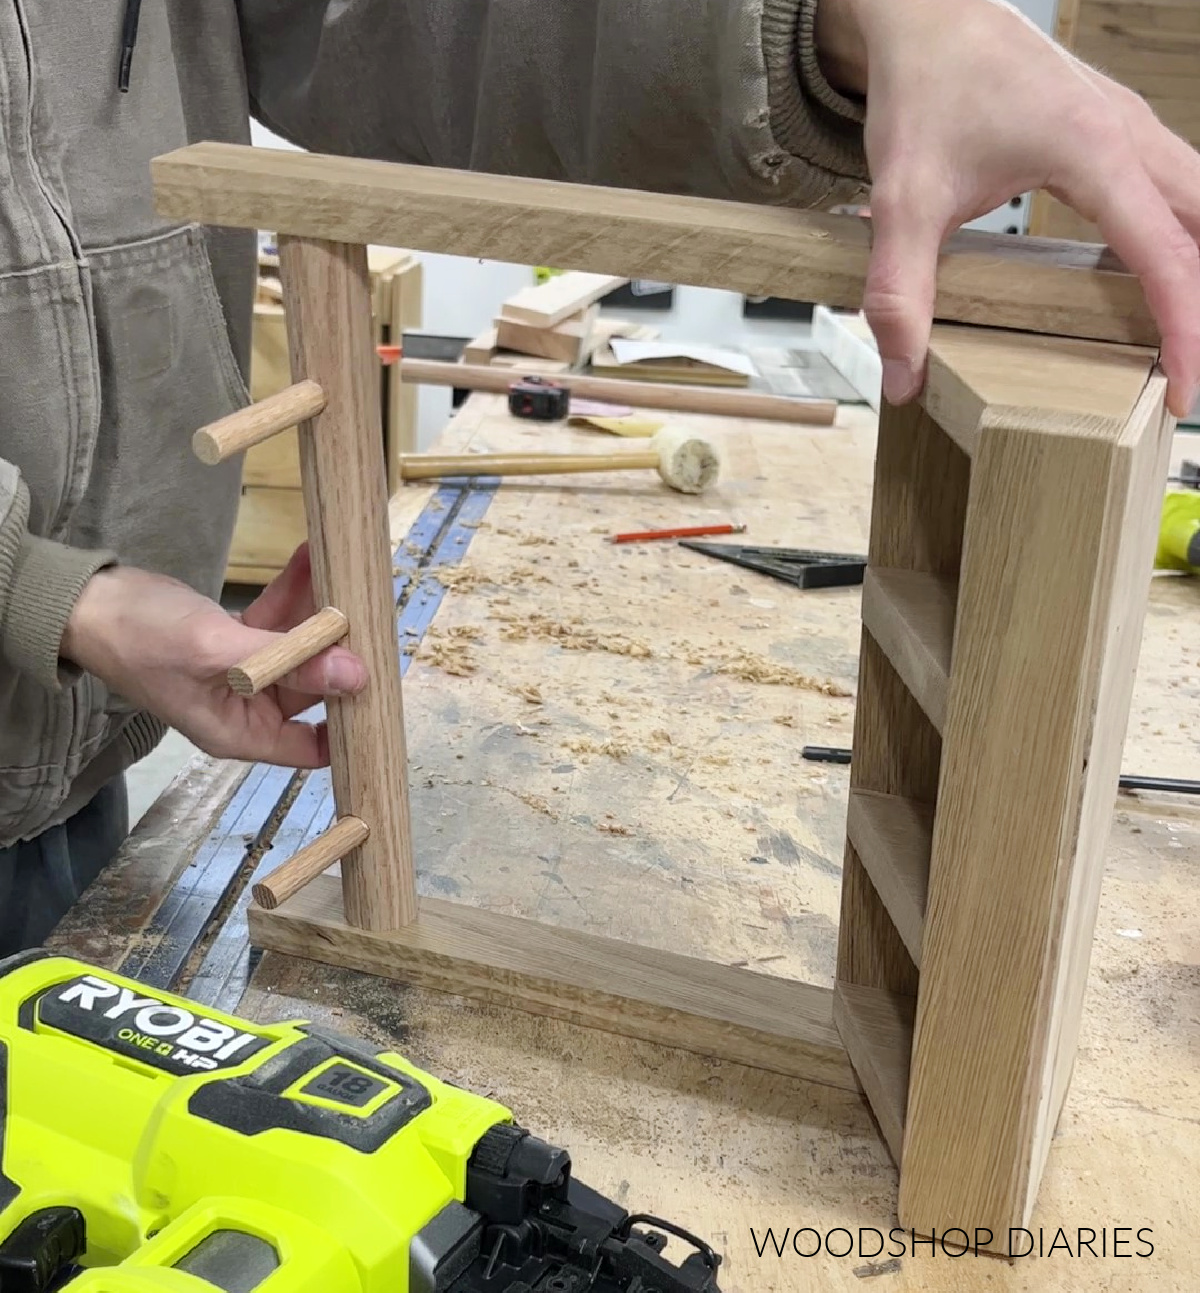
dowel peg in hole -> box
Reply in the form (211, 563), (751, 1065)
(227, 607), (349, 696)
(252, 816), (370, 911)
(193, 379), (326, 465)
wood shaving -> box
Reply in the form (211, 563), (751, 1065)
(509, 567), (552, 586)
(418, 625), (483, 677)
(432, 565), (492, 592)
(597, 822), (633, 836)
(510, 684), (544, 705)
(516, 791), (553, 817)
(496, 612), (651, 659)
(565, 737), (632, 760)
(676, 641), (851, 695)
(773, 714), (798, 727)
(519, 534), (556, 546)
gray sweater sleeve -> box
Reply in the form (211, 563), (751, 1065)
(238, 0), (869, 210)
(0, 467), (117, 690)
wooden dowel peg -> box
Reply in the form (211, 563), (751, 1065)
(227, 607), (349, 696)
(399, 451), (658, 480)
(252, 816), (370, 911)
(192, 379), (327, 465)
(398, 359), (838, 426)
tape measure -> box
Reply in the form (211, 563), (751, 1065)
(508, 376), (571, 422)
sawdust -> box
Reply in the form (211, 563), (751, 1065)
(510, 684), (544, 705)
(509, 567), (553, 586)
(515, 790), (554, 817)
(597, 822), (633, 836)
(565, 737), (632, 760)
(432, 565), (493, 593)
(519, 534), (557, 547)
(496, 612), (652, 659)
(773, 713), (798, 727)
(676, 641), (852, 695)
(647, 729), (673, 749)
(419, 625), (483, 677)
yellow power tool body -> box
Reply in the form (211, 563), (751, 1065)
(1157, 490), (1200, 574)
(0, 952), (721, 1293)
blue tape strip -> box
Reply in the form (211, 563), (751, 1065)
(397, 480), (497, 676)
(175, 479), (496, 1005)
(118, 762), (298, 988)
(187, 768), (335, 1014)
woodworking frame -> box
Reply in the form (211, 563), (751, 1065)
(154, 143), (1174, 1243)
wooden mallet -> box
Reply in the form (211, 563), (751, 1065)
(398, 427), (720, 495)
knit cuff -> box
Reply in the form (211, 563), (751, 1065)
(764, 0), (870, 186)
(118, 710), (168, 764)
(3, 533), (119, 690)
(798, 0), (867, 125)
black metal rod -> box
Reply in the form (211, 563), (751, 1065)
(800, 745), (852, 766)
(800, 746), (1200, 795)
(1116, 774), (1200, 796)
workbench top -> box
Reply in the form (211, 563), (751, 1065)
(53, 394), (1200, 1292)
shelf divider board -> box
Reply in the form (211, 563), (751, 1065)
(833, 982), (917, 1164)
(846, 790), (934, 968)
(861, 568), (957, 734)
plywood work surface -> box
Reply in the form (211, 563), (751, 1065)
(65, 396), (1200, 1291)
(382, 396), (872, 989)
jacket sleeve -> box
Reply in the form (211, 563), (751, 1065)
(237, 0), (868, 211)
(0, 463), (117, 690)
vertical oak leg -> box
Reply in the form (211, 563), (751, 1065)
(277, 236), (417, 930)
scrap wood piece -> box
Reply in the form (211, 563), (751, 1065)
(495, 306), (598, 365)
(500, 271), (627, 329)
(463, 326), (499, 365)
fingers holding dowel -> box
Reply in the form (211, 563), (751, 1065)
(228, 607), (350, 696)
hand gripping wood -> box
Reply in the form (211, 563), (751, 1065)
(227, 608), (350, 697)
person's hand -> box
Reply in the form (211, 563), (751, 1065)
(61, 543), (367, 767)
(816, 0), (1200, 418)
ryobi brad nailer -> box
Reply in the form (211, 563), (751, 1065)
(0, 952), (721, 1293)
